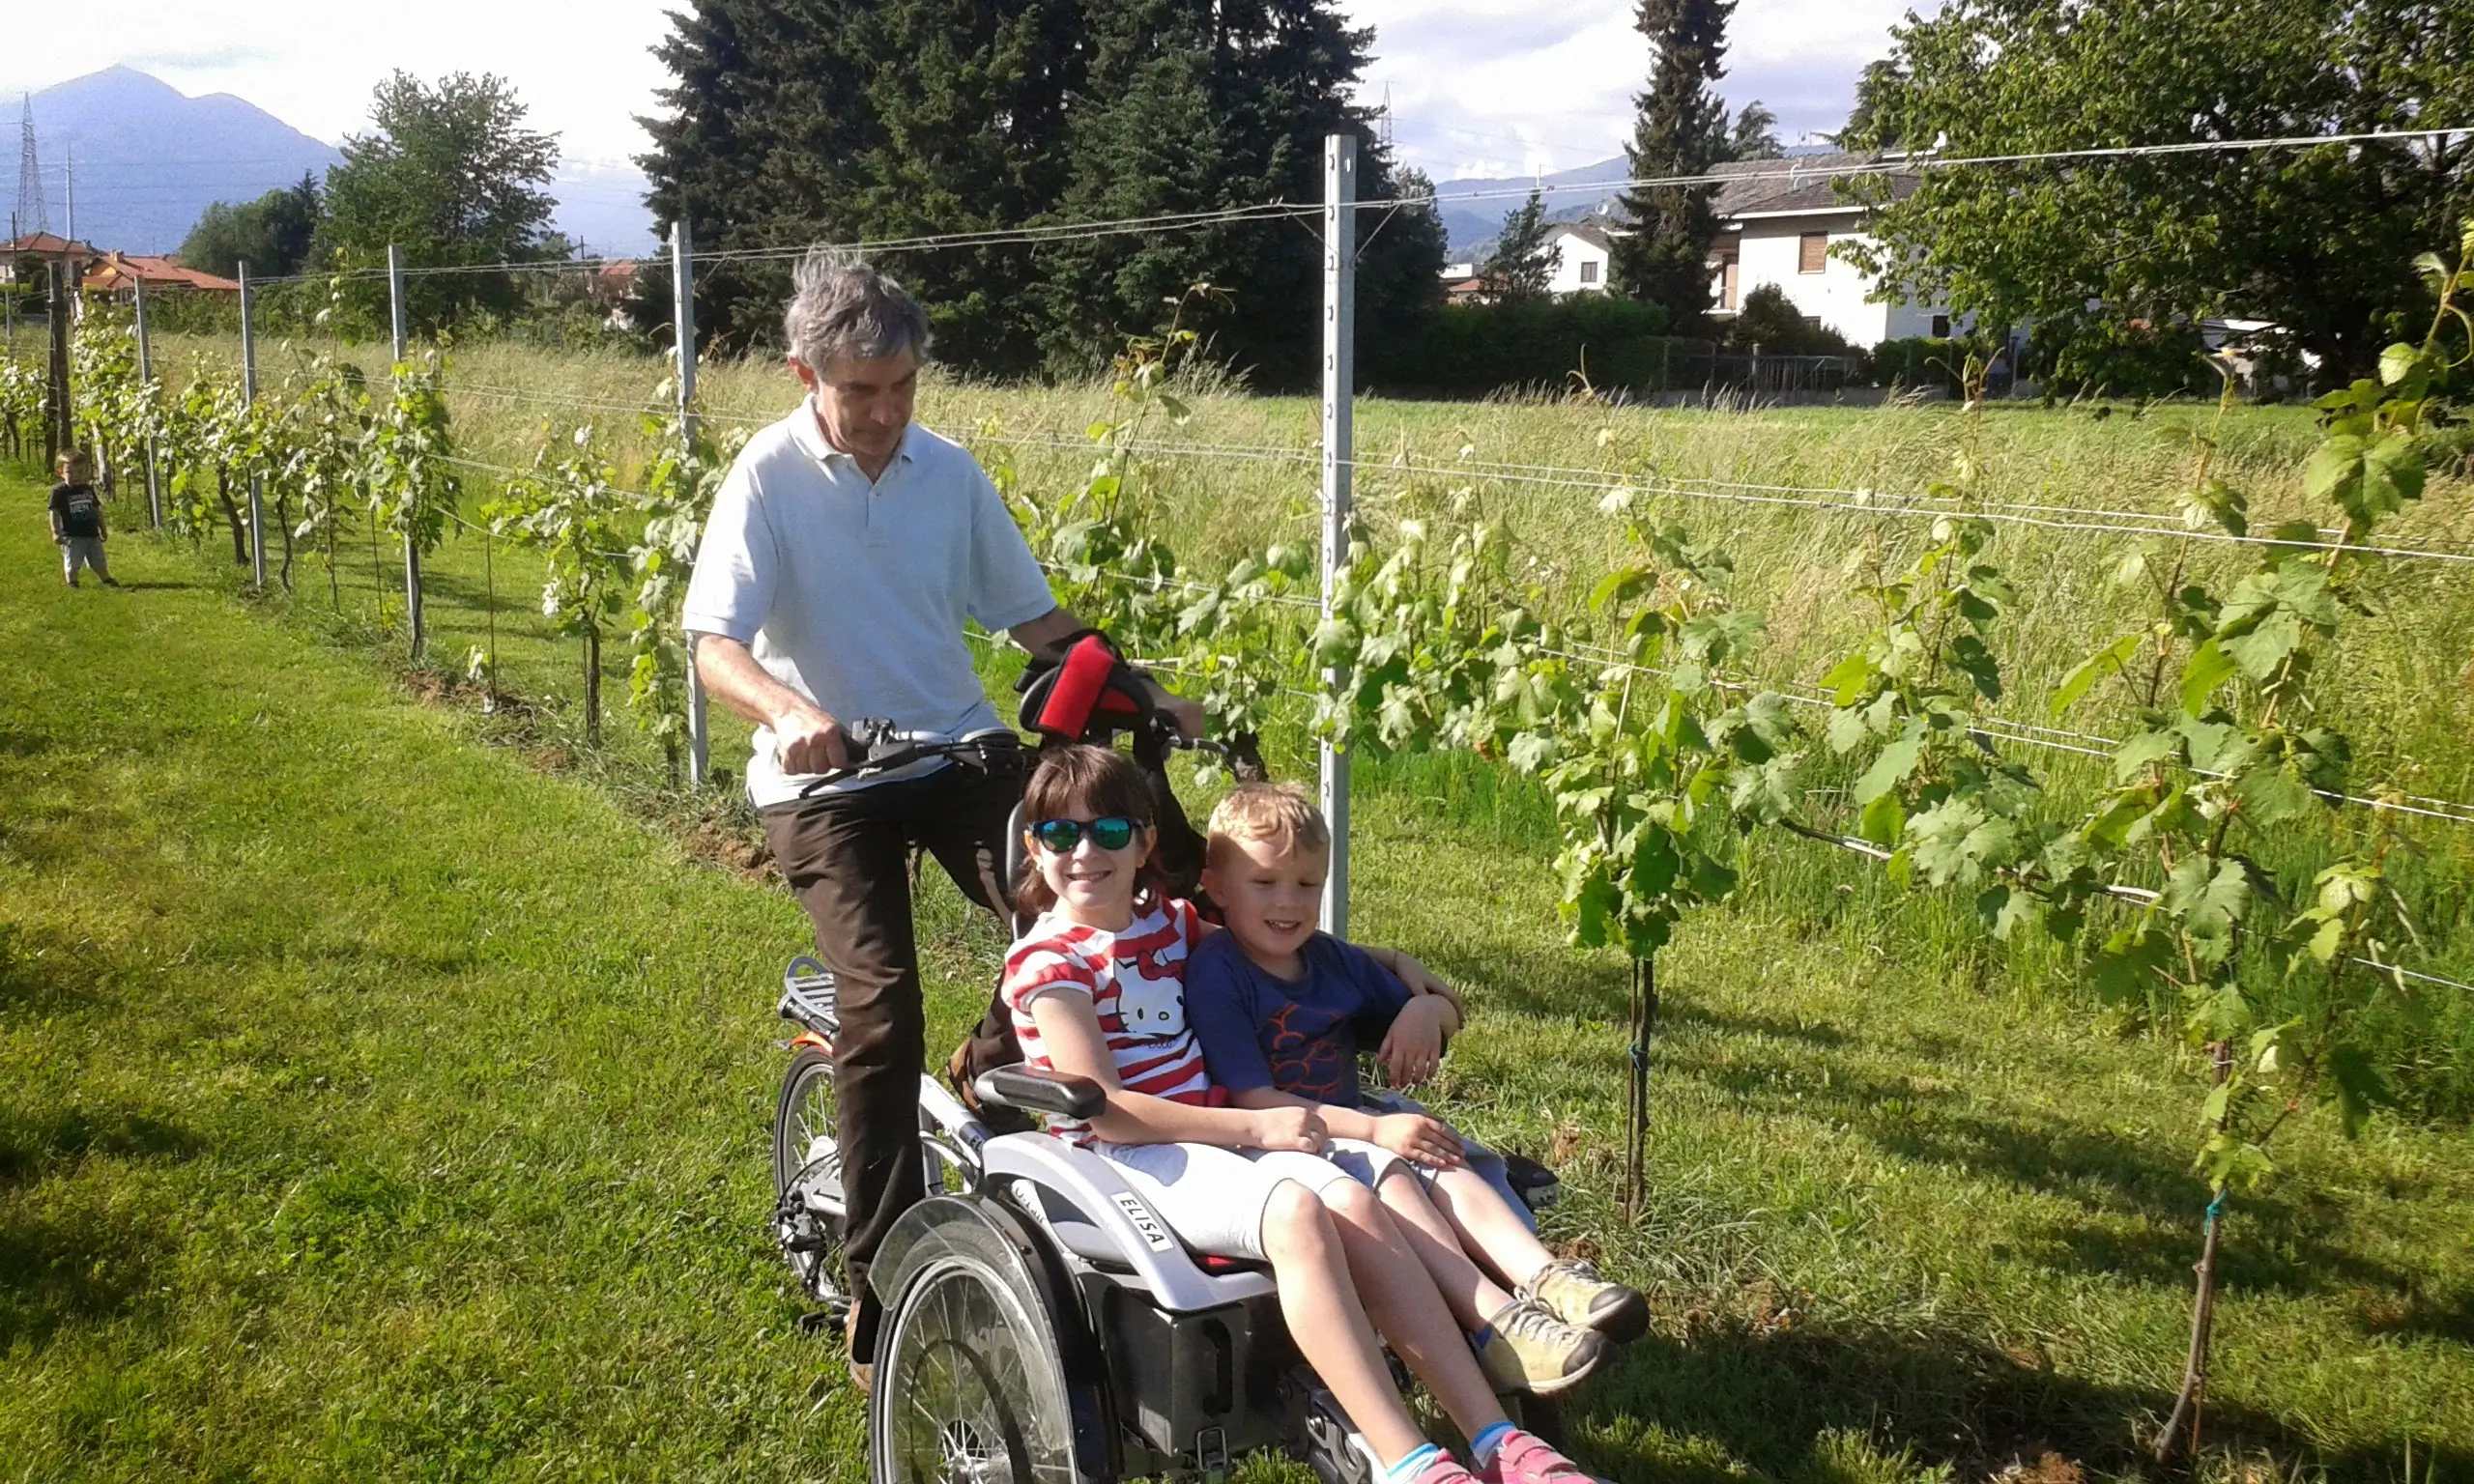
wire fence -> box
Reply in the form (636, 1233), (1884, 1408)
(22, 121), (2473, 1005)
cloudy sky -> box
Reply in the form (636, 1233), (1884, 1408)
(3, 0), (1933, 181)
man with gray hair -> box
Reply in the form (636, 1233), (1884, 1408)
(680, 251), (1198, 1388)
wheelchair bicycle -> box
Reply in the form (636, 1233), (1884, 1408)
(766, 638), (1561, 1484)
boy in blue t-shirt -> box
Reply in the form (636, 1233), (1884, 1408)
(1187, 785), (1647, 1397)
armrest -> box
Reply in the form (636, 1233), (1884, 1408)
(974, 1066), (1108, 1121)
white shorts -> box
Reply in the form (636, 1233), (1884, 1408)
(1091, 1140), (1367, 1262)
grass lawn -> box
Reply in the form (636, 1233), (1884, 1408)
(4, 460), (2471, 1484)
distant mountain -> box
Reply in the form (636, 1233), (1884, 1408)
(548, 161), (659, 260)
(14, 67), (657, 261)
(1431, 144), (1851, 258)
(1431, 157), (1629, 258)
(15, 67), (341, 254)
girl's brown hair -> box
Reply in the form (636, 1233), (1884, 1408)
(1014, 744), (1170, 919)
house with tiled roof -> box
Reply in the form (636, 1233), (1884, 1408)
(1704, 152), (1954, 347)
(82, 251), (241, 294)
(2, 232), (100, 285)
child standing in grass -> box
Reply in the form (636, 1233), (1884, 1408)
(1187, 784), (1649, 1395)
(1003, 745), (1598, 1484)
(49, 451), (117, 589)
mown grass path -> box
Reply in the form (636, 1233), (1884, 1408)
(3, 472), (2469, 1482)
(0, 484), (862, 1479)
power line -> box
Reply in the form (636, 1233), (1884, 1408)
(1372, 127), (2474, 208)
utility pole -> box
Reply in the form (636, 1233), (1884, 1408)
(1318, 132), (1357, 938)
(14, 98), (45, 238)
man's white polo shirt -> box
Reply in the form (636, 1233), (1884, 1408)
(680, 402), (1055, 808)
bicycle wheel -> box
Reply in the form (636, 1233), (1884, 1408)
(870, 1214), (1089, 1484)
(774, 1044), (843, 1201)
(772, 1044), (847, 1305)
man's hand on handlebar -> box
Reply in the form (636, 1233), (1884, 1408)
(1159, 692), (1205, 741)
(1128, 669), (1203, 740)
(772, 699), (852, 776)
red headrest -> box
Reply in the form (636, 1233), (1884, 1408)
(1022, 634), (1149, 742)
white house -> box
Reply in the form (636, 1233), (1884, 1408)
(1704, 153), (1956, 347)
(1541, 221), (1614, 297)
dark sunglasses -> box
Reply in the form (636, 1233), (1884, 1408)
(1029, 816), (1142, 852)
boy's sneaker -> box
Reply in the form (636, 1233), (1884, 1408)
(1476, 1429), (1601, 1484)
(1474, 1298), (1605, 1396)
(1522, 1259), (1648, 1343)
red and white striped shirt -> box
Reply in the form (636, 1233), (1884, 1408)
(1003, 898), (1213, 1145)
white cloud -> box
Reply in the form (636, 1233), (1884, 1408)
(2, 1), (677, 165)
(5, 0), (1932, 186)
(1347, 0), (1936, 180)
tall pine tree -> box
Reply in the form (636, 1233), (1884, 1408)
(1610, 0), (1735, 328)
(1479, 189), (1560, 300)
(640, 0), (1440, 383)
(639, 0), (886, 354)
(850, 0), (1086, 372)
(1037, 0), (1439, 387)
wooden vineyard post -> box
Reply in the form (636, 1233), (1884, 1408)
(673, 220), (709, 788)
(44, 259), (72, 470)
(389, 243), (424, 660)
(1319, 131), (1357, 938)
(133, 274), (160, 528)
(239, 260), (266, 588)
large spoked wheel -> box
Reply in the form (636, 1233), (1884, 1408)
(771, 1044), (847, 1306)
(871, 1217), (1085, 1484)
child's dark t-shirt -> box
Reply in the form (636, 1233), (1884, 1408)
(49, 482), (102, 539)
(1186, 929), (1413, 1105)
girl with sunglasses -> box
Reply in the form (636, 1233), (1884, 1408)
(1001, 745), (1597, 1484)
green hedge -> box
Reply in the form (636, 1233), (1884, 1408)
(1864, 336), (1984, 394)
(1365, 297), (1683, 396)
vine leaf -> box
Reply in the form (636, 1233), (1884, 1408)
(2051, 632), (2143, 717)
(2328, 1044), (2394, 1138)
(2177, 638), (2238, 716)
(1857, 789), (1905, 846)
(1854, 722), (1926, 805)
(2089, 927), (2174, 1003)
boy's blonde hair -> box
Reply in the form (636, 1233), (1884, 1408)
(1206, 783), (1331, 870)
(56, 449), (90, 477)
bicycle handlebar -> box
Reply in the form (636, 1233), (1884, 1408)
(791, 713), (1253, 797)
(794, 720), (1024, 796)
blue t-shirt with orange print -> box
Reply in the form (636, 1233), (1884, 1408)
(1184, 928), (1413, 1106)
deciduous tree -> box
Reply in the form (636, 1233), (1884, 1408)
(179, 173), (320, 279)
(320, 71), (560, 332)
(1838, 0), (2474, 383)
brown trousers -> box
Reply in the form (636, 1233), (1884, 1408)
(763, 764), (1023, 1361)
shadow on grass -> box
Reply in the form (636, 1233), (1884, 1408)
(1561, 1312), (2472, 1484)
(2035, 1199), (2421, 1308)
(0, 1104), (203, 1188)
(0, 1197), (175, 1345)
(0, 922), (114, 1016)
(0, 726), (54, 757)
